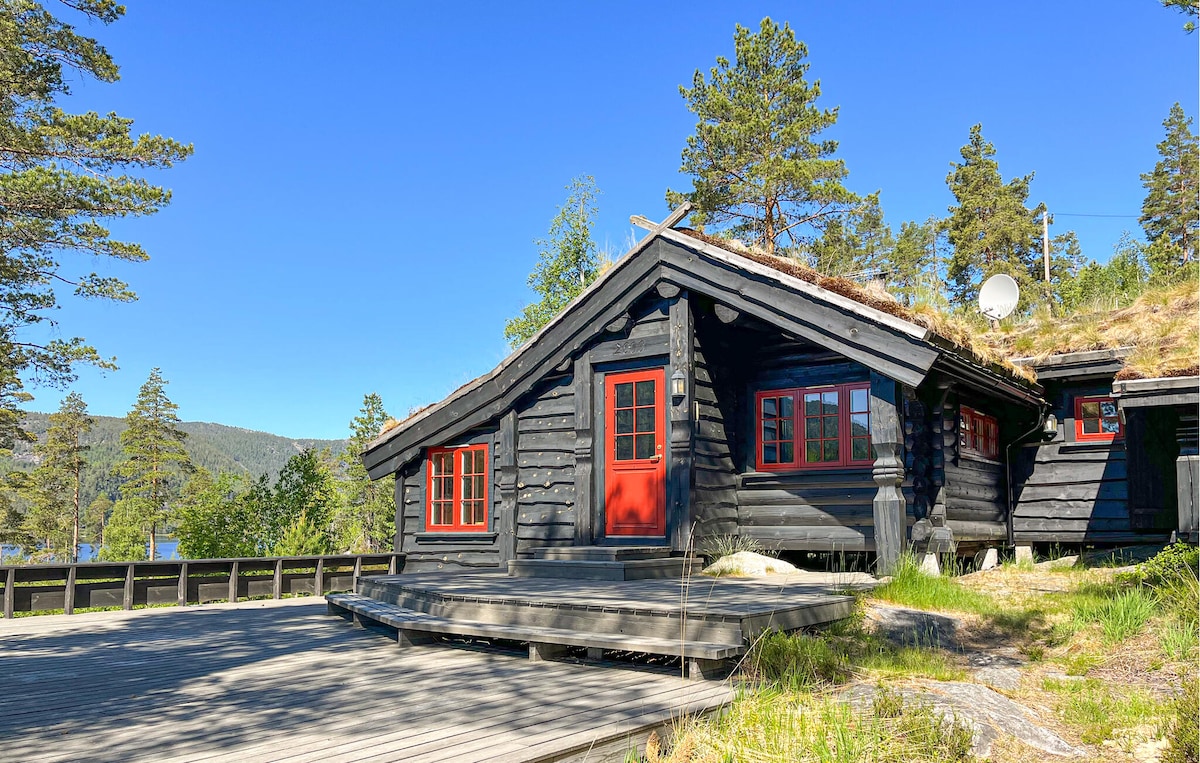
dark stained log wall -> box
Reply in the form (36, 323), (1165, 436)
(515, 374), (577, 557)
(1012, 381), (1134, 543)
(690, 307), (739, 541)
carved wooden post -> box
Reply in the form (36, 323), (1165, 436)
(498, 410), (519, 564)
(574, 353), (594, 546)
(870, 371), (906, 576)
(668, 289), (694, 554)
(393, 471), (405, 554)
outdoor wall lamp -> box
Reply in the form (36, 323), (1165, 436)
(671, 368), (687, 399)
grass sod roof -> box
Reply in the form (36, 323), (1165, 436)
(982, 281), (1199, 382)
(672, 228), (1038, 383)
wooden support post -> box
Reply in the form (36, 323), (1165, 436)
(64, 565), (76, 616)
(228, 561), (239, 604)
(352, 556), (363, 590)
(1176, 408), (1199, 541)
(573, 353), (595, 546)
(397, 628), (437, 649)
(4, 567), (15, 619)
(388, 553), (398, 575)
(529, 642), (570, 662)
(123, 564), (134, 611)
(870, 372), (906, 576)
(686, 657), (729, 681)
(668, 290), (694, 554)
(273, 559), (283, 600)
(314, 558), (325, 596)
(498, 410), (519, 565)
(393, 471), (405, 557)
(177, 562), (188, 607)
(586, 647), (605, 661)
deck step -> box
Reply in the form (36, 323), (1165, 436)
(327, 593), (742, 663)
(530, 545), (673, 562)
(507, 556), (704, 580)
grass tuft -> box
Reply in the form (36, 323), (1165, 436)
(871, 555), (994, 615)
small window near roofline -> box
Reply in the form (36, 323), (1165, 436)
(1074, 395), (1122, 443)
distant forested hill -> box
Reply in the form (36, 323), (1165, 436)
(4, 412), (347, 508)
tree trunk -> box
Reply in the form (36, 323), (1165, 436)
(72, 468), (80, 564)
(149, 522), (157, 561)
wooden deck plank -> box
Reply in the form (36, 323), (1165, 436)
(0, 598), (733, 763)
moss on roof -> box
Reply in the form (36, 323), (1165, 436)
(674, 228), (1038, 383)
(983, 281), (1199, 381)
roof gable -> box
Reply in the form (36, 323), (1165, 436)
(362, 214), (1041, 478)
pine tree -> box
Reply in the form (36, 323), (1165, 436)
(668, 18), (858, 255)
(269, 448), (337, 555)
(336, 393), (396, 552)
(1140, 103), (1199, 263)
(885, 219), (944, 306)
(505, 177), (605, 347)
(806, 194), (892, 277)
(115, 368), (190, 559)
(944, 124), (1042, 308)
(24, 393), (92, 561)
(0, 3), (191, 447)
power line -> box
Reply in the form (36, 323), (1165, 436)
(1053, 212), (1140, 218)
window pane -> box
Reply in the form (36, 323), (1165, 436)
(473, 449), (486, 472)
(475, 475), (484, 500)
(615, 435), (634, 460)
(780, 419), (793, 440)
(1083, 419), (1100, 434)
(433, 478), (444, 500)
(761, 397), (777, 417)
(806, 441), (821, 463)
(636, 380), (655, 406)
(822, 391), (839, 414)
(461, 474), (474, 500)
(825, 415), (839, 438)
(635, 434), (655, 459)
(1100, 401), (1117, 418)
(850, 388), (868, 413)
(615, 382), (633, 408)
(780, 442), (794, 463)
(636, 407), (655, 433)
(1101, 419), (1121, 434)
(762, 420), (777, 441)
(434, 452), (453, 474)
(780, 396), (794, 418)
(852, 438), (870, 461)
(615, 409), (634, 434)
(763, 443), (777, 464)
(1081, 401), (1099, 419)
(823, 440), (839, 462)
(805, 417), (821, 440)
(805, 393), (821, 415)
(850, 413), (869, 437)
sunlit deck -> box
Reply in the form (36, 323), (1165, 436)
(0, 597), (732, 762)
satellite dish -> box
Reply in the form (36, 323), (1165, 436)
(979, 274), (1020, 320)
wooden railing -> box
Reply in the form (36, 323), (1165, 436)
(0, 552), (404, 618)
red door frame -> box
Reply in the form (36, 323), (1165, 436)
(603, 367), (667, 537)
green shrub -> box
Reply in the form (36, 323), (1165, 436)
(1163, 671), (1199, 763)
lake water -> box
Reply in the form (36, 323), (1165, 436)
(2, 539), (180, 563)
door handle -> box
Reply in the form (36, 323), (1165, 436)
(649, 455), (662, 462)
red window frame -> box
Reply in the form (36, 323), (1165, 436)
(1074, 395), (1122, 443)
(959, 406), (999, 459)
(426, 444), (489, 532)
(755, 383), (872, 471)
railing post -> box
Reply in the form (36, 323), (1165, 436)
(388, 553), (397, 575)
(64, 565), (76, 616)
(353, 555), (363, 589)
(273, 558), (283, 599)
(228, 560), (239, 604)
(314, 557), (324, 596)
(123, 564), (134, 611)
(177, 562), (188, 607)
(4, 567), (14, 619)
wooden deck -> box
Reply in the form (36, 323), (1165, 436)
(0, 597), (732, 762)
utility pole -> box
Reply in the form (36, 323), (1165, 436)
(1042, 208), (1052, 283)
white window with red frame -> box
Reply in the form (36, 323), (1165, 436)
(959, 406), (999, 459)
(756, 383), (872, 470)
(1075, 395), (1122, 443)
(426, 444), (489, 532)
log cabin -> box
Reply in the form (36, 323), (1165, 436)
(360, 206), (1104, 575)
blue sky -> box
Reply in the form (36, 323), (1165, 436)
(29, 1), (1199, 439)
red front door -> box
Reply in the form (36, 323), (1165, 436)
(604, 368), (667, 536)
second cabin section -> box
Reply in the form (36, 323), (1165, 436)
(361, 215), (1045, 574)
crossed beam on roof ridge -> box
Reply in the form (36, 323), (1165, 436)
(629, 202), (692, 238)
